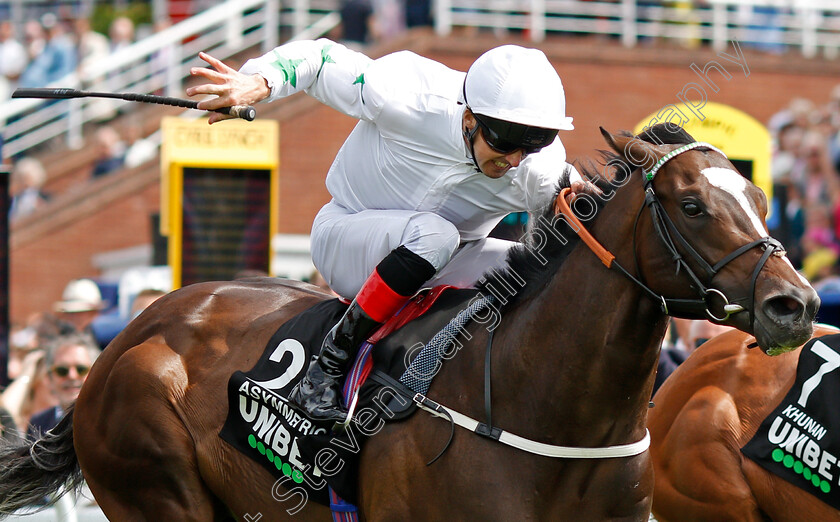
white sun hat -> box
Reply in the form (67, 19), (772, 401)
(463, 45), (574, 131)
(54, 278), (106, 313)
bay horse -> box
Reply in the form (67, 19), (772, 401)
(0, 125), (819, 520)
(649, 324), (840, 521)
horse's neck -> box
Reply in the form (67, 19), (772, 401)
(494, 184), (667, 441)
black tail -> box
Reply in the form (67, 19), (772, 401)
(0, 405), (84, 518)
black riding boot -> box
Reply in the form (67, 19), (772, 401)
(288, 300), (382, 423)
(289, 246), (437, 424)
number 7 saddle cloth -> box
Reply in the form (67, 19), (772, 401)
(742, 333), (840, 510)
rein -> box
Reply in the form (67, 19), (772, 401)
(554, 142), (785, 325)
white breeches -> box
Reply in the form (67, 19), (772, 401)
(311, 201), (516, 299)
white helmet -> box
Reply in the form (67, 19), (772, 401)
(463, 45), (574, 131)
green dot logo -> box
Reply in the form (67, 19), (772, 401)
(248, 435), (257, 449)
(821, 481), (831, 494)
(812, 474), (822, 488)
(804, 468), (812, 480)
(257, 442), (266, 455)
(274, 456), (283, 470)
(292, 469), (304, 484)
(282, 463), (292, 477)
(783, 455), (794, 468)
(266, 448), (274, 461)
(772, 449), (784, 462)
(793, 461), (804, 474)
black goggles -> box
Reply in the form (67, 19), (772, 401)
(473, 113), (558, 155)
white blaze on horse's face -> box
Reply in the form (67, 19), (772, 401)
(702, 166), (811, 288)
(701, 167), (768, 239)
(782, 253), (813, 287)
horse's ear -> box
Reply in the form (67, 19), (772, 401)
(599, 127), (661, 173)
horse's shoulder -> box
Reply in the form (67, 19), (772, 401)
(653, 326), (840, 438)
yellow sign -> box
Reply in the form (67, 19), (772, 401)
(160, 117), (278, 166)
(634, 102), (772, 204)
(160, 117), (280, 288)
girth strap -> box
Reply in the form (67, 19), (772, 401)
(413, 391), (651, 459)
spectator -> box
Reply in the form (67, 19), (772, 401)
(9, 157), (50, 221)
(129, 288), (166, 319)
(108, 16), (135, 54)
(22, 20), (45, 66)
(19, 14), (77, 88)
(771, 120), (803, 183)
(686, 320), (734, 353)
(90, 287), (167, 348)
(405, 0), (432, 28)
(149, 17), (174, 95)
(1, 347), (53, 432)
(27, 332), (98, 439)
(90, 125), (126, 177)
(0, 20), (27, 89)
(89, 16), (136, 120)
(54, 278), (107, 335)
(123, 117), (158, 168)
(793, 130), (838, 208)
(371, 0), (405, 43)
(781, 182), (807, 267)
(73, 15), (110, 84)
(801, 204), (839, 282)
(7, 324), (36, 381)
(0, 406), (19, 441)
(340, 0), (375, 49)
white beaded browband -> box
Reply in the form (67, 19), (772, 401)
(643, 142), (727, 181)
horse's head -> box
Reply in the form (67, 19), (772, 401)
(600, 125), (818, 354)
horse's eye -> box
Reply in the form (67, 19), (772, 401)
(682, 201), (703, 217)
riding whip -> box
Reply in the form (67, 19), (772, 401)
(12, 87), (257, 121)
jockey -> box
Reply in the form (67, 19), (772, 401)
(188, 40), (578, 424)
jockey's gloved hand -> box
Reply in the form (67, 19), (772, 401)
(563, 163), (603, 199)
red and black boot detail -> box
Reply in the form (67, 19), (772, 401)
(288, 246), (435, 424)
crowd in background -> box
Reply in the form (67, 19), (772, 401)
(767, 88), (840, 295)
(7, 115), (156, 222)
(0, 13), (137, 105)
(1, 278), (166, 443)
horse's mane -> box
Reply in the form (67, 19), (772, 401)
(477, 123), (697, 310)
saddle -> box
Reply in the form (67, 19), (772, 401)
(219, 286), (481, 506)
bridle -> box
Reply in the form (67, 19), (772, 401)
(555, 141), (784, 328)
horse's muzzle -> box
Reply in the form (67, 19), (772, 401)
(755, 285), (820, 354)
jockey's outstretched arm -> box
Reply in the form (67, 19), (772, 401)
(188, 39), (374, 124)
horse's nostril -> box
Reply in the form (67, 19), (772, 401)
(765, 296), (804, 319)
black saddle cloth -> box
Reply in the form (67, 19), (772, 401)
(219, 288), (479, 506)
(742, 333), (840, 510)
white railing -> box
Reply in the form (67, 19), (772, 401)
(5, 0), (839, 161)
(0, 0), (340, 161)
(435, 0), (840, 58)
